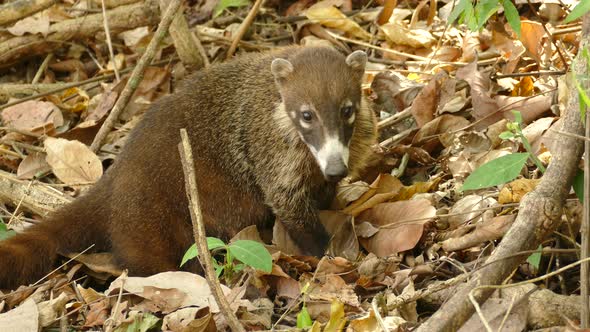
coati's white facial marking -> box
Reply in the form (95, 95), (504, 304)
(306, 135), (349, 177)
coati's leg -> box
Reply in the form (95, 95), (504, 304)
(263, 184), (330, 257)
(109, 211), (195, 276)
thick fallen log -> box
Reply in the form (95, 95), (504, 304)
(0, 0), (56, 26)
(0, 1), (160, 67)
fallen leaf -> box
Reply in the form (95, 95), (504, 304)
(442, 214), (516, 252)
(17, 153), (51, 180)
(38, 292), (71, 327)
(357, 199), (435, 257)
(306, 4), (371, 40)
(7, 11), (50, 36)
(0, 298), (38, 332)
(498, 178), (541, 204)
(44, 137), (103, 184)
(162, 306), (216, 332)
(106, 271), (242, 313)
(2, 100), (64, 134)
(380, 22), (436, 48)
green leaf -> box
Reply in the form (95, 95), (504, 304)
(114, 312), (160, 332)
(448, 0), (470, 24)
(464, 2), (478, 31)
(564, 0), (590, 23)
(180, 237), (226, 267)
(573, 169), (584, 202)
(526, 245), (542, 269)
(499, 131), (515, 140)
(0, 223), (16, 241)
(475, 0), (500, 30)
(297, 305), (313, 328)
(227, 240), (272, 272)
(511, 110), (523, 124)
(462, 153), (530, 191)
(500, 0), (521, 37)
(213, 0), (250, 17)
(576, 81), (590, 120)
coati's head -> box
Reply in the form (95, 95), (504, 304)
(271, 47), (367, 182)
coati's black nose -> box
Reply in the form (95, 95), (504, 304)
(325, 159), (348, 182)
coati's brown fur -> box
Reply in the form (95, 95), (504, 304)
(0, 46), (376, 290)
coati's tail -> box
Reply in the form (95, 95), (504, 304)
(0, 195), (107, 290)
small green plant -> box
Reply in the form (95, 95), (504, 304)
(213, 0), (250, 17)
(0, 222), (15, 241)
(462, 111), (544, 191)
(181, 237), (272, 280)
(564, 0), (590, 23)
(448, 0), (521, 37)
(296, 282), (313, 328)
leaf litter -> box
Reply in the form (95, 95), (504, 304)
(0, 0), (585, 330)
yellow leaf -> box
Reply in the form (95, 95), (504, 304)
(324, 299), (346, 332)
(306, 5), (371, 40)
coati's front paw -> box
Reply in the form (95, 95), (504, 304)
(299, 227), (330, 257)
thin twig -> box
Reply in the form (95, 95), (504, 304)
(32, 53), (53, 84)
(582, 81), (590, 326)
(100, 0), (120, 82)
(178, 128), (245, 332)
(90, 0), (184, 152)
(104, 270), (127, 332)
(0, 57), (178, 111)
(226, 0), (265, 59)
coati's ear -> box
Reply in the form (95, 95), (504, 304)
(271, 58), (294, 80)
(346, 50), (367, 71)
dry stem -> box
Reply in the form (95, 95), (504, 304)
(178, 128), (245, 332)
(226, 0), (265, 59)
(89, 0), (184, 152)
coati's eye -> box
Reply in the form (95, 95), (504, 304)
(301, 111), (313, 122)
(341, 106), (354, 118)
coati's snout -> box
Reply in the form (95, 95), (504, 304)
(270, 48), (368, 182)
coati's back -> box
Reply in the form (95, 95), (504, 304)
(0, 46), (376, 290)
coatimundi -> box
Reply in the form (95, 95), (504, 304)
(0, 46), (377, 290)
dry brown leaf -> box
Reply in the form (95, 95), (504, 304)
(17, 153), (50, 180)
(38, 292), (71, 327)
(117, 26), (150, 47)
(272, 219), (304, 256)
(441, 214), (516, 252)
(446, 195), (498, 229)
(343, 173), (403, 216)
(44, 137), (103, 184)
(0, 298), (38, 332)
(456, 60), (501, 129)
(162, 307), (216, 332)
(320, 211), (359, 260)
(305, 3), (371, 40)
(394, 179), (440, 201)
(107, 272), (236, 313)
(357, 199), (435, 257)
(495, 94), (553, 124)
(498, 178), (541, 204)
(82, 299), (109, 328)
(370, 71), (424, 114)
(2, 100), (63, 134)
(380, 22), (436, 48)
(7, 11), (50, 36)
(410, 71), (449, 127)
(335, 180), (370, 208)
(519, 20), (546, 64)
(412, 114), (471, 149)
